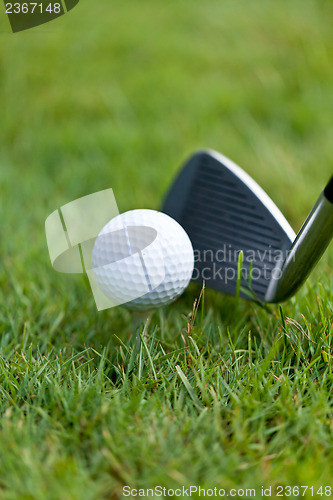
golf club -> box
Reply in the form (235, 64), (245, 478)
(162, 150), (333, 303)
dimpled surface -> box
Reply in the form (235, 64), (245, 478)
(91, 209), (194, 311)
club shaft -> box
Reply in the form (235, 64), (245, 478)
(267, 184), (333, 302)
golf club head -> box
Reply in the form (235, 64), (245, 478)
(162, 150), (296, 302)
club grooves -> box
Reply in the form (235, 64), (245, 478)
(176, 153), (294, 301)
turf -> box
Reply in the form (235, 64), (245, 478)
(1, 0), (333, 498)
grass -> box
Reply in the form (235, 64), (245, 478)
(1, 0), (333, 497)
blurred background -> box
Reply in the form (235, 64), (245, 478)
(1, 0), (333, 325)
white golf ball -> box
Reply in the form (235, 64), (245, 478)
(91, 209), (194, 311)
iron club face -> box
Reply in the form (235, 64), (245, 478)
(162, 150), (333, 303)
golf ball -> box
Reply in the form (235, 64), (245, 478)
(91, 209), (194, 311)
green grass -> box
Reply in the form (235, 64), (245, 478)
(1, 0), (333, 497)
